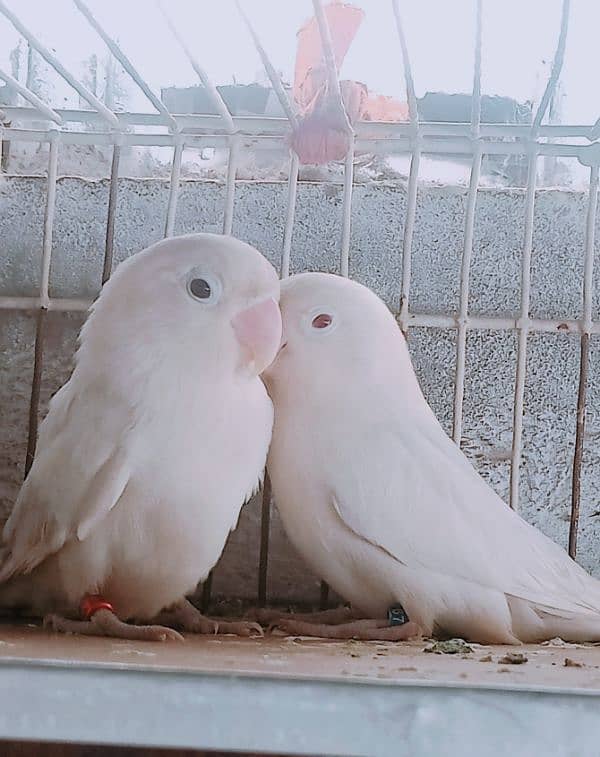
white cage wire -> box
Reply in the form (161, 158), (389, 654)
(0, 0), (598, 611)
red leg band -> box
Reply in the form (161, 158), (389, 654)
(80, 594), (115, 620)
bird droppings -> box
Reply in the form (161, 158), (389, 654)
(424, 639), (473, 655)
(564, 657), (583, 668)
(497, 652), (528, 665)
(542, 637), (588, 649)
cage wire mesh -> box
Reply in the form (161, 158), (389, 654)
(0, 0), (599, 609)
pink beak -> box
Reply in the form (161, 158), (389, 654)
(231, 297), (282, 374)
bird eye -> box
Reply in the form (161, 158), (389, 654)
(189, 278), (211, 299)
(186, 272), (222, 304)
(312, 313), (333, 329)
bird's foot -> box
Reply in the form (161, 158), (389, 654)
(154, 598), (219, 634)
(157, 598), (263, 637)
(214, 619), (264, 637)
(271, 617), (422, 641)
(247, 605), (358, 627)
(43, 610), (184, 642)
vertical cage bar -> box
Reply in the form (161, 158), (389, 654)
(452, 0), (483, 445)
(222, 136), (239, 236)
(399, 149), (420, 331)
(509, 150), (537, 510)
(0, 120), (6, 173)
(509, 0), (569, 510)
(102, 142), (121, 285)
(452, 147), (481, 443)
(25, 134), (59, 475)
(164, 139), (184, 239)
(281, 152), (299, 279)
(531, 0), (571, 133)
(568, 163), (598, 558)
(391, 0), (419, 123)
(392, 0), (420, 330)
(569, 332), (590, 558)
(256, 152), (299, 605)
(257, 474), (272, 607)
(339, 144), (355, 277)
(39, 136), (59, 308)
(25, 310), (46, 476)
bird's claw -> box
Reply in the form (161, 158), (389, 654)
(216, 619), (264, 637)
(268, 619), (293, 635)
(151, 626), (186, 642)
(191, 618), (219, 635)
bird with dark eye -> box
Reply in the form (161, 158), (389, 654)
(189, 278), (212, 300)
(312, 313), (333, 329)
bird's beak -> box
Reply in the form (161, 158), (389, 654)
(231, 297), (282, 374)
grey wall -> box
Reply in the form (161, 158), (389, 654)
(1, 175), (599, 605)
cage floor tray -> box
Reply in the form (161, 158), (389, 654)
(0, 622), (599, 756)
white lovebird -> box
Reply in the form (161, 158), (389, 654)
(262, 272), (600, 643)
(0, 233), (281, 641)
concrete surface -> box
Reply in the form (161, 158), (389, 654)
(0, 176), (599, 604)
(0, 624), (600, 755)
(1, 622), (600, 689)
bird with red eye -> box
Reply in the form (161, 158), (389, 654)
(312, 313), (333, 329)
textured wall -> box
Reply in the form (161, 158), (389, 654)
(1, 175), (599, 605)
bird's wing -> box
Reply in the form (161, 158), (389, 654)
(329, 421), (600, 617)
(0, 378), (134, 580)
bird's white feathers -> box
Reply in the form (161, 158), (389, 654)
(1, 233), (280, 620)
(0, 380), (133, 581)
(264, 272), (600, 643)
(329, 423), (600, 618)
